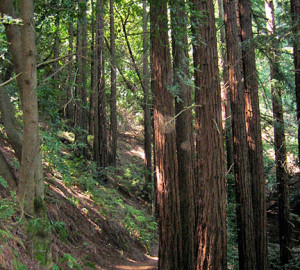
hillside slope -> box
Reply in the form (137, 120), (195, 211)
(0, 118), (158, 270)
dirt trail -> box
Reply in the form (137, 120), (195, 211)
(111, 247), (158, 270)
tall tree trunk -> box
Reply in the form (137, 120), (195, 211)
(218, 0), (234, 173)
(170, 0), (195, 268)
(90, 0), (96, 136)
(17, 0), (52, 265)
(67, 20), (74, 121)
(223, 0), (257, 268)
(75, 0), (88, 157)
(109, 0), (117, 166)
(150, 0), (182, 268)
(290, 0), (300, 164)
(142, 0), (152, 193)
(94, 0), (108, 168)
(191, 0), (227, 269)
(265, 0), (292, 264)
(238, 0), (269, 268)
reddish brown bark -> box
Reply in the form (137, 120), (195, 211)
(170, 0), (195, 268)
(191, 0), (227, 269)
(150, 0), (182, 268)
(238, 0), (269, 268)
(224, 0), (257, 268)
(218, 0), (234, 173)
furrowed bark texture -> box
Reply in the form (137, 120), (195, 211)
(218, 0), (234, 173)
(239, 0), (269, 268)
(224, 0), (257, 268)
(150, 0), (182, 268)
(191, 0), (227, 269)
(170, 0), (195, 268)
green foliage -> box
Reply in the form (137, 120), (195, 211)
(27, 217), (52, 267)
(226, 174), (239, 270)
(61, 253), (82, 270)
(52, 221), (68, 243)
(41, 126), (73, 183)
(52, 253), (82, 270)
(123, 205), (157, 252)
(37, 84), (61, 122)
(0, 176), (8, 189)
(0, 190), (17, 221)
(268, 243), (300, 270)
(12, 248), (28, 270)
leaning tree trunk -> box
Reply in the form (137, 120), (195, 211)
(191, 0), (227, 269)
(239, 0), (269, 268)
(265, 0), (292, 264)
(224, 0), (257, 268)
(109, 0), (117, 166)
(150, 0), (182, 268)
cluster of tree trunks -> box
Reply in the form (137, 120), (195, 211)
(0, 0), (298, 268)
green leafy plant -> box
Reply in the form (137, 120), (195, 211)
(0, 190), (17, 221)
(61, 253), (82, 270)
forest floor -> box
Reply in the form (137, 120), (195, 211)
(0, 112), (158, 270)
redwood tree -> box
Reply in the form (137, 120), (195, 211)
(191, 0), (227, 268)
(170, 0), (195, 268)
(224, 0), (257, 267)
(265, 0), (292, 264)
(218, 0), (234, 173)
(239, 0), (269, 268)
(150, 0), (182, 268)
(94, 0), (108, 168)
